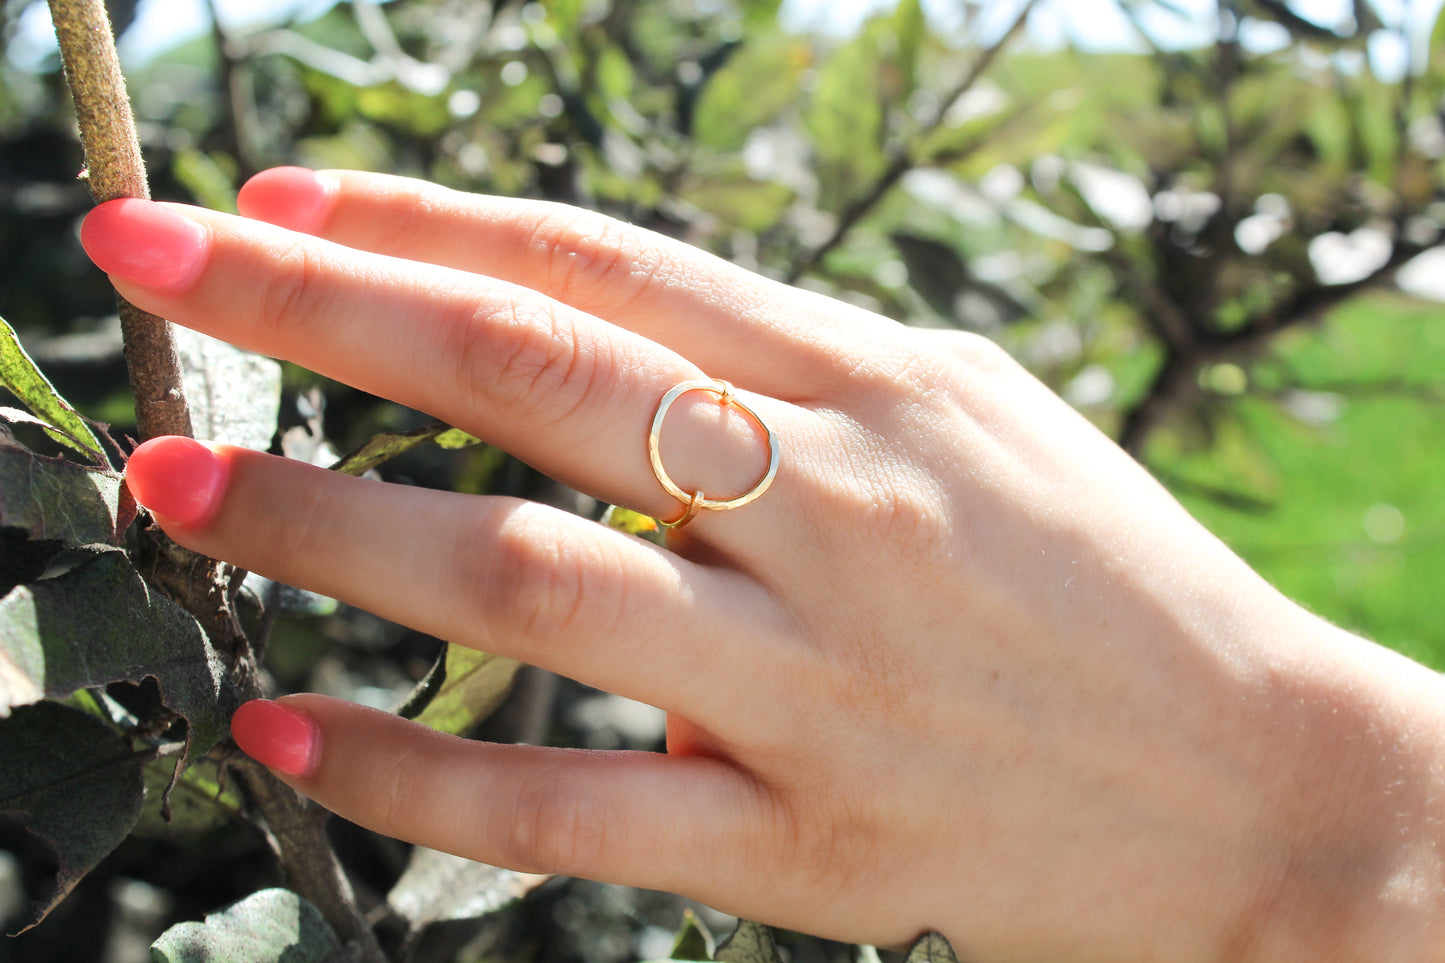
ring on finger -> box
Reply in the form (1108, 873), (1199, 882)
(648, 378), (779, 529)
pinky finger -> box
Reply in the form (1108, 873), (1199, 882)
(233, 695), (766, 897)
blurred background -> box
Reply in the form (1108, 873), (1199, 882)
(3, 0), (1445, 960)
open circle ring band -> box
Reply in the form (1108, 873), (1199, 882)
(648, 378), (780, 530)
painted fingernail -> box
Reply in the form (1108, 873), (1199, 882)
(80, 199), (209, 292)
(237, 167), (338, 234)
(125, 436), (230, 528)
(231, 700), (321, 778)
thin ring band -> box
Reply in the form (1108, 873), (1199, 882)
(649, 378), (779, 529)
(658, 491), (704, 530)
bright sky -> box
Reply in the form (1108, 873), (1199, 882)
(9, 0), (1445, 75)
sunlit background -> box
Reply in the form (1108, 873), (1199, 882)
(8, 0), (1445, 70)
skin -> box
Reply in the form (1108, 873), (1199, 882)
(90, 169), (1445, 961)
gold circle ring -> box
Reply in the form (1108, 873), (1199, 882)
(648, 379), (779, 529)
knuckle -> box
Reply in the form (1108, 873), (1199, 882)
(457, 297), (588, 424)
(808, 425), (950, 551)
(369, 748), (435, 841)
(473, 513), (615, 645)
(524, 205), (667, 313)
(881, 345), (967, 399)
(845, 331), (1015, 409)
(498, 761), (611, 874)
(253, 237), (328, 340)
(860, 477), (948, 547)
(264, 473), (333, 564)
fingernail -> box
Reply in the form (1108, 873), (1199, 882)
(125, 436), (230, 527)
(237, 167), (338, 234)
(231, 700), (321, 778)
(80, 199), (209, 292)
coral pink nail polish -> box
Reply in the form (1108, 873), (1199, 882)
(231, 700), (321, 778)
(80, 199), (209, 292)
(125, 436), (230, 527)
(237, 167), (338, 234)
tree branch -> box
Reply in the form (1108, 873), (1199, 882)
(48, 0), (192, 442)
(1117, 239), (1429, 455)
(232, 756), (390, 963)
(49, 5), (387, 959)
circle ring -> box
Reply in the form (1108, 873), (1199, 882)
(648, 378), (779, 519)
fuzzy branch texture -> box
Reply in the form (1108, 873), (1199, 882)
(48, 0), (192, 442)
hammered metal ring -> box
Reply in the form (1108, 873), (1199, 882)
(648, 378), (779, 529)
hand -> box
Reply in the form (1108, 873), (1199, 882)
(88, 169), (1445, 960)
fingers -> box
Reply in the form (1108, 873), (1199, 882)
(236, 694), (767, 900)
(235, 167), (834, 395)
(82, 198), (794, 524)
(125, 438), (782, 728)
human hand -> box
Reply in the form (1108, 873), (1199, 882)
(88, 169), (1445, 960)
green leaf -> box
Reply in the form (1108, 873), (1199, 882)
(803, 31), (886, 202)
(891, 0), (926, 92)
(902, 933), (962, 963)
(0, 701), (148, 933)
(1350, 78), (1402, 186)
(329, 420), (454, 475)
(735, 0), (783, 30)
(543, 0), (587, 39)
(0, 427), (131, 595)
(601, 504), (666, 545)
(1303, 90), (1353, 171)
(693, 37), (811, 152)
(1432, 2), (1445, 74)
(668, 909), (714, 961)
(172, 149), (238, 214)
(679, 170), (795, 233)
(1, 406), (105, 463)
(175, 328), (282, 452)
(596, 44), (635, 103)
(0, 315), (106, 465)
(0, 552), (236, 770)
(0, 435), (127, 550)
(386, 847), (546, 932)
(408, 644), (521, 736)
(150, 888), (345, 963)
(715, 921), (783, 963)
(433, 427), (482, 449)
